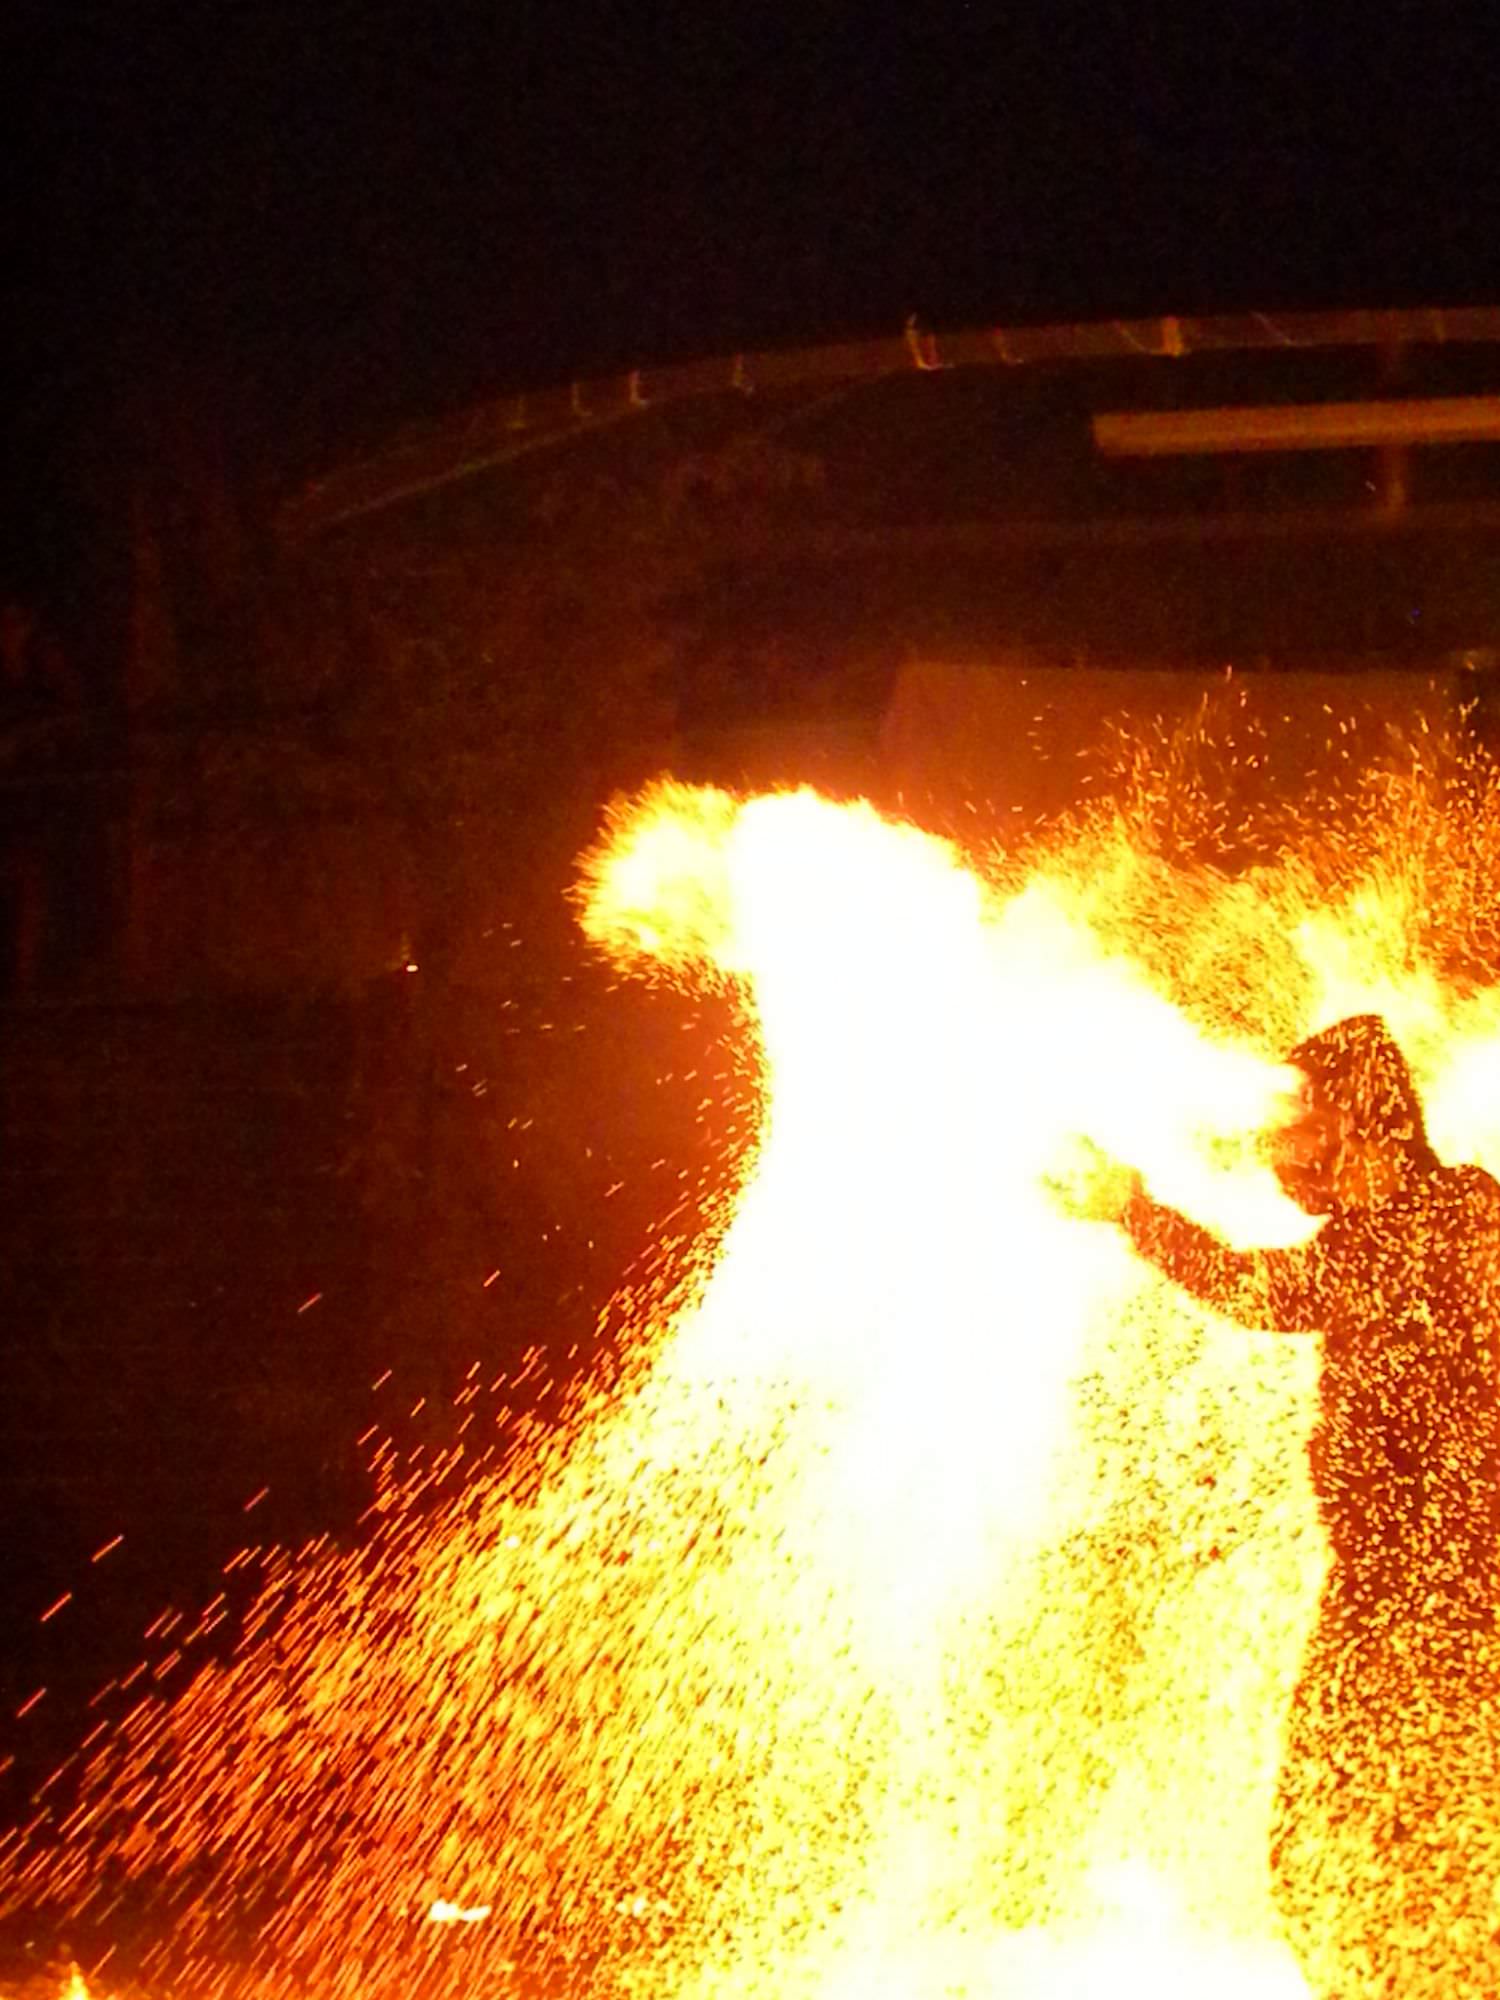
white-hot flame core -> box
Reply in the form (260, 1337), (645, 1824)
(579, 782), (1331, 1996)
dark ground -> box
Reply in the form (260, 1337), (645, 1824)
(0, 888), (753, 1830)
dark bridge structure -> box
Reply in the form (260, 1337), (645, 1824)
(272, 306), (1500, 738)
(281, 304), (1500, 546)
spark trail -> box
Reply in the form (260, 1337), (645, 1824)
(9, 731), (1500, 2000)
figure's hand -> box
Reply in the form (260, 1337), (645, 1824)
(1046, 1138), (1144, 1222)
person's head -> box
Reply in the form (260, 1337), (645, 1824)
(1271, 1014), (1437, 1214)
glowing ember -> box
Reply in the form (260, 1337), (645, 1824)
(7, 722), (1500, 1998)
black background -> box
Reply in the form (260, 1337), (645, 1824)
(10, 2), (1500, 592)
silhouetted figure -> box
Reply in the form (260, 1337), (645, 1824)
(1123, 1015), (1500, 1996)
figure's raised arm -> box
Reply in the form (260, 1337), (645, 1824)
(1123, 1185), (1330, 1334)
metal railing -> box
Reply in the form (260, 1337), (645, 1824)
(277, 307), (1500, 541)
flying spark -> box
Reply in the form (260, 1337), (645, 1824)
(8, 717), (1500, 1998)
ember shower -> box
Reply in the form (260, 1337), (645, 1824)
(8, 717), (1500, 2000)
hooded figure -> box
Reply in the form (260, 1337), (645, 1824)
(1123, 1015), (1500, 1996)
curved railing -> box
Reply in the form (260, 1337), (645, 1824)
(277, 306), (1500, 540)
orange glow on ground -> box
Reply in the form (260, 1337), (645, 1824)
(9, 723), (1500, 1998)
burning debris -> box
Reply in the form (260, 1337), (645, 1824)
(8, 717), (1500, 1998)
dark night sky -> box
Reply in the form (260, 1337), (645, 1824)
(8, 1), (1500, 592)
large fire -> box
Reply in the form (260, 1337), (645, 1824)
(8, 719), (1500, 1999)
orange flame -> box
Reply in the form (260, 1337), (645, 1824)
(13, 738), (1500, 1999)
(575, 780), (1326, 1994)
